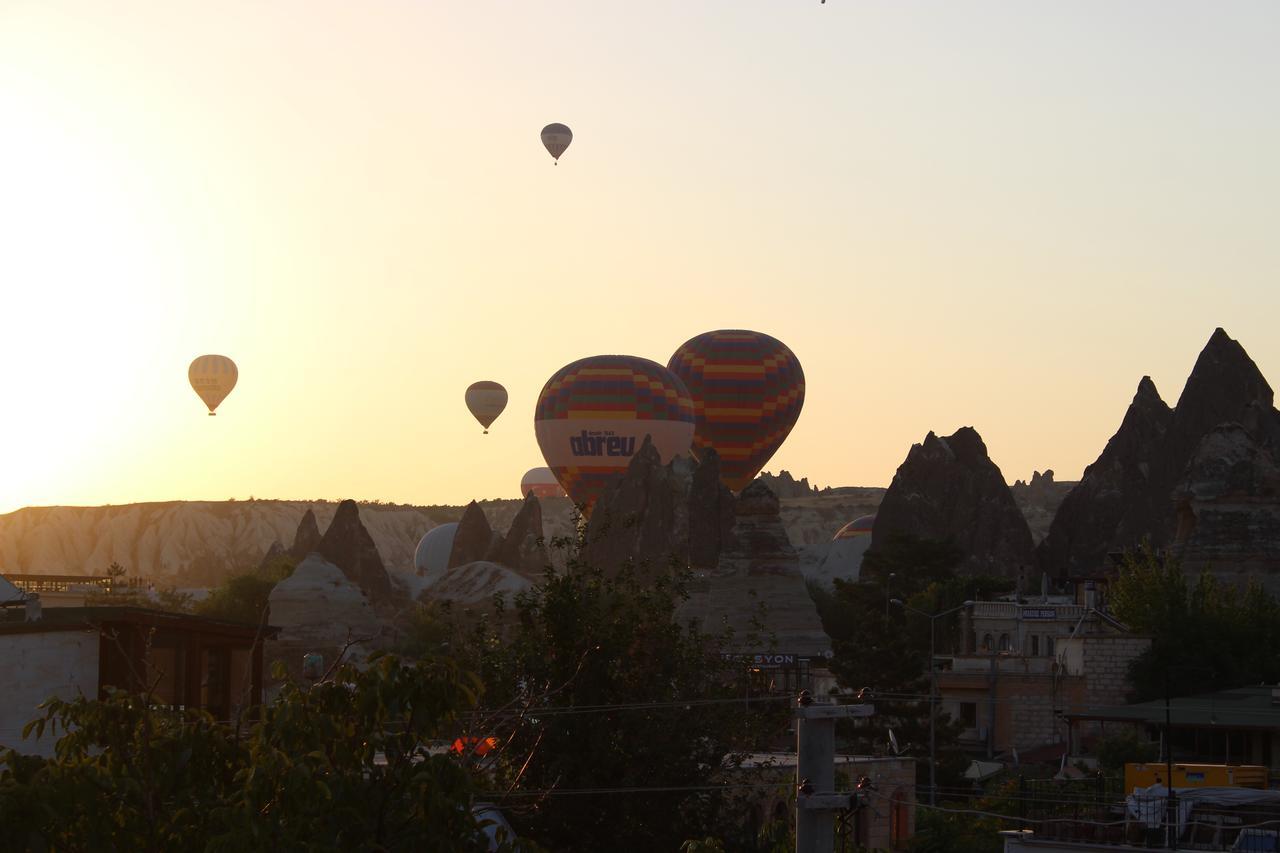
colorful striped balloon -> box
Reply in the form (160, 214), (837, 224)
(534, 355), (695, 510)
(834, 515), (875, 541)
(667, 330), (804, 492)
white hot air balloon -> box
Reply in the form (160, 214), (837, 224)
(189, 355), (238, 416)
(540, 123), (572, 164)
(414, 523), (459, 576)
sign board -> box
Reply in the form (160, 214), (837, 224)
(1022, 608), (1057, 620)
(721, 653), (801, 667)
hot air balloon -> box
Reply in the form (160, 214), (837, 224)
(465, 381), (508, 433)
(667, 330), (804, 492)
(414, 523), (458, 576)
(540, 123), (572, 164)
(816, 515), (875, 584)
(189, 355), (238, 416)
(534, 355), (695, 510)
(520, 467), (567, 499)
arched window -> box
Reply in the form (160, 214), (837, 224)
(999, 633), (1011, 652)
(981, 634), (993, 652)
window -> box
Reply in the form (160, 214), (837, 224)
(999, 633), (1011, 652)
(960, 702), (977, 728)
(1046, 637), (1056, 657)
(1030, 635), (1040, 657)
(982, 634), (993, 652)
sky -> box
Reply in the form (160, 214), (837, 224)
(2, 1), (1279, 514)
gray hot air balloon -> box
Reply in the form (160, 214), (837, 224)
(540, 123), (572, 164)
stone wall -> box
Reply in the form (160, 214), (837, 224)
(0, 629), (99, 756)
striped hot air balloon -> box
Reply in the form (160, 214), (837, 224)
(520, 467), (567, 499)
(834, 515), (875, 540)
(818, 514), (876, 583)
(188, 355), (238, 416)
(534, 355), (695, 510)
(667, 330), (804, 492)
(465, 381), (508, 433)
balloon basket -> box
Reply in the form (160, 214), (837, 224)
(208, 412), (216, 417)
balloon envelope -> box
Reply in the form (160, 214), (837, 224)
(466, 381), (508, 432)
(189, 355), (238, 415)
(534, 355), (695, 510)
(667, 330), (804, 491)
(833, 515), (875, 541)
(541, 123), (572, 161)
(818, 515), (876, 584)
(521, 467), (567, 499)
(414, 523), (459, 576)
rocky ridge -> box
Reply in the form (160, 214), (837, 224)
(869, 427), (1035, 577)
(1039, 329), (1280, 582)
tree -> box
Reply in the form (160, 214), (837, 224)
(196, 554), (296, 624)
(0, 655), (503, 852)
(1110, 547), (1280, 700)
(811, 536), (1012, 793)
(451, 560), (791, 853)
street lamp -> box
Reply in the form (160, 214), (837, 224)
(890, 598), (974, 806)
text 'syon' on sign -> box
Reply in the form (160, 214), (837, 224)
(721, 653), (799, 667)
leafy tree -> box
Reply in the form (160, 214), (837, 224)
(812, 536), (1012, 792)
(452, 560), (791, 853)
(1094, 727), (1157, 772)
(0, 655), (503, 852)
(196, 554), (296, 624)
(1110, 547), (1280, 700)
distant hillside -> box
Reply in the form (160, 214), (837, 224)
(0, 488), (893, 588)
(0, 500), (461, 586)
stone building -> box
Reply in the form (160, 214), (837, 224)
(935, 595), (1149, 758)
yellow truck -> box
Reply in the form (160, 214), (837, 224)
(1125, 762), (1268, 792)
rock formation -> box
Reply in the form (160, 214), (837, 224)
(757, 470), (818, 499)
(419, 560), (534, 606)
(447, 501), (495, 569)
(485, 493), (549, 577)
(255, 540), (287, 573)
(869, 427), (1035, 577)
(1171, 423), (1280, 593)
(316, 500), (393, 601)
(1037, 377), (1173, 575)
(581, 438), (735, 572)
(289, 508), (323, 559)
(678, 480), (829, 656)
(688, 449), (737, 570)
(1010, 470), (1077, 544)
(266, 553), (385, 680)
(1039, 329), (1280, 578)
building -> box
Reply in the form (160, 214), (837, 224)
(4, 573), (131, 607)
(1066, 685), (1280, 774)
(934, 595), (1149, 759)
(0, 605), (279, 757)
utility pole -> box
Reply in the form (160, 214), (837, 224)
(795, 691), (874, 853)
(891, 598), (973, 806)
